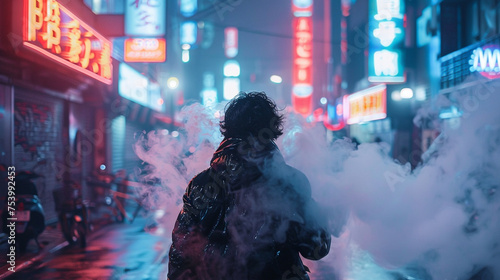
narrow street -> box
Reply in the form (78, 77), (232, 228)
(5, 217), (170, 280)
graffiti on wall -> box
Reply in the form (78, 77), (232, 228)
(14, 101), (55, 160)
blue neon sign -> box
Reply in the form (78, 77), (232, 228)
(368, 0), (406, 83)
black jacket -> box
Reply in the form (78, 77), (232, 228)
(168, 138), (331, 280)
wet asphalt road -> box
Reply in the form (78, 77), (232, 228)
(7, 217), (170, 280)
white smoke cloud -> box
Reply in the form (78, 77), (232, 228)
(134, 83), (500, 280)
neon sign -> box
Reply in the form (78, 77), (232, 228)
(292, 0), (313, 117)
(180, 21), (197, 45)
(368, 0), (405, 83)
(346, 84), (387, 125)
(180, 0), (197, 17)
(323, 96), (346, 131)
(224, 27), (238, 58)
(125, 0), (166, 36)
(469, 45), (500, 79)
(124, 38), (166, 63)
(292, 0), (313, 17)
(23, 0), (112, 84)
(119, 63), (149, 107)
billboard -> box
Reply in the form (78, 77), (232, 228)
(368, 0), (405, 83)
(125, 0), (166, 36)
(346, 84), (387, 124)
(23, 0), (112, 84)
(124, 38), (166, 63)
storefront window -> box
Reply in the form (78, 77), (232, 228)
(479, 0), (498, 39)
(442, 0), (500, 55)
(462, 0), (479, 47)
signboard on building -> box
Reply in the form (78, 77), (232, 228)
(180, 0), (197, 17)
(292, 0), (313, 17)
(224, 27), (238, 58)
(346, 84), (387, 124)
(180, 21), (197, 45)
(469, 45), (500, 79)
(441, 40), (500, 90)
(292, 1), (313, 116)
(119, 63), (149, 107)
(125, 0), (166, 36)
(124, 38), (166, 62)
(368, 0), (405, 83)
(23, 0), (112, 84)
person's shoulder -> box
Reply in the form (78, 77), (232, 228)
(281, 164), (312, 197)
(186, 168), (211, 192)
(192, 168), (211, 183)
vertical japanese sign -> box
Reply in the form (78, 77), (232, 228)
(292, 0), (313, 116)
(23, 0), (112, 84)
(125, 0), (166, 37)
(368, 0), (405, 83)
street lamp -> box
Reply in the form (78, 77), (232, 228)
(167, 77), (179, 90)
(400, 88), (413, 99)
(391, 90), (402, 101)
(270, 75), (282, 84)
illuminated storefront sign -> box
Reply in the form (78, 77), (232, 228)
(368, 0), (405, 83)
(201, 88), (218, 107)
(180, 0), (197, 17)
(125, 0), (166, 36)
(292, 1), (313, 116)
(119, 63), (149, 107)
(23, 0), (112, 84)
(292, 0), (313, 17)
(180, 21), (197, 45)
(119, 63), (163, 112)
(223, 78), (240, 100)
(224, 27), (238, 58)
(124, 38), (166, 63)
(346, 84), (387, 124)
(469, 45), (500, 79)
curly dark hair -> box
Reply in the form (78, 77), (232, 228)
(220, 91), (284, 141)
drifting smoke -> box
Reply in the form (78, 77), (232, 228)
(133, 82), (500, 280)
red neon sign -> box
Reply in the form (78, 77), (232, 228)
(124, 38), (166, 63)
(292, 16), (313, 116)
(23, 0), (113, 85)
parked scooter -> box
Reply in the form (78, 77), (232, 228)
(53, 181), (89, 248)
(1, 171), (46, 252)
